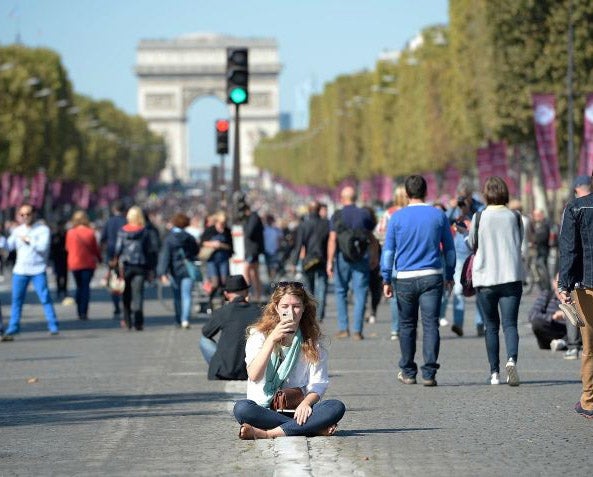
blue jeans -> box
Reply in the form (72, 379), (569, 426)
(199, 335), (217, 364)
(390, 279), (399, 333)
(476, 281), (522, 373)
(171, 276), (193, 324)
(6, 272), (59, 334)
(334, 253), (369, 333)
(233, 399), (346, 437)
(448, 259), (483, 328)
(304, 267), (328, 320)
(72, 269), (94, 319)
(395, 274), (443, 380)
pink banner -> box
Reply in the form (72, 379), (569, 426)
(533, 94), (561, 190)
(29, 171), (47, 209)
(1, 172), (11, 210)
(443, 164), (461, 198)
(9, 175), (27, 208)
(359, 179), (373, 204)
(476, 147), (492, 188)
(580, 94), (593, 176)
(424, 172), (438, 201)
(372, 175), (393, 204)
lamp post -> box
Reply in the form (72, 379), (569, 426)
(566, 0), (575, 187)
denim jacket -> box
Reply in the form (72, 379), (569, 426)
(558, 194), (593, 291)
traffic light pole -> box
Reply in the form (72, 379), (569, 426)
(219, 153), (226, 203)
(232, 103), (241, 194)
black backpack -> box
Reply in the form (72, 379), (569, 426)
(334, 210), (370, 263)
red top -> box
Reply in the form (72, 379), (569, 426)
(65, 225), (102, 271)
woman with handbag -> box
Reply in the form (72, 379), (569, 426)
(467, 176), (524, 386)
(65, 211), (102, 320)
(233, 282), (345, 439)
(156, 213), (199, 329)
(200, 211), (233, 309)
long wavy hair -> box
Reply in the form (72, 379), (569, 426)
(251, 283), (321, 363)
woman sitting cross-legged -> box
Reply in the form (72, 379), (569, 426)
(233, 281), (345, 439)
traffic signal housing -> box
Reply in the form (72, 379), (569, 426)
(215, 119), (229, 154)
(226, 48), (248, 105)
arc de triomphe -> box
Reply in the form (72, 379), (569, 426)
(135, 33), (281, 182)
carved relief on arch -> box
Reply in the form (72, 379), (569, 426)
(145, 93), (176, 111)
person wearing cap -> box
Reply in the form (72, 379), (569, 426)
(558, 173), (593, 417)
(199, 275), (261, 380)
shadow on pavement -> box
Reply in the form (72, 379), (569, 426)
(0, 391), (231, 427)
(338, 427), (441, 436)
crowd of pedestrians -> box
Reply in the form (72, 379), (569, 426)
(0, 171), (591, 423)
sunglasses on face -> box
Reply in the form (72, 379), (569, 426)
(273, 281), (305, 290)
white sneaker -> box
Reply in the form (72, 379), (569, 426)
(368, 315), (376, 324)
(390, 331), (399, 341)
(181, 321), (190, 329)
(490, 372), (501, 385)
(439, 318), (449, 327)
(505, 358), (520, 386)
(550, 338), (567, 352)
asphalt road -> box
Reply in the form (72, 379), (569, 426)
(1, 271), (592, 476)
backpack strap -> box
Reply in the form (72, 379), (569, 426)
(473, 210), (482, 253)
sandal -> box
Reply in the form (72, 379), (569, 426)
(239, 423), (257, 440)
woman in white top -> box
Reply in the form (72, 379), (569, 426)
(468, 176), (524, 386)
(233, 281), (345, 439)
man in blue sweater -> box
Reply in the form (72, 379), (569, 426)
(381, 175), (455, 386)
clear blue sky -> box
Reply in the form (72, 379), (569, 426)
(0, 0), (448, 169)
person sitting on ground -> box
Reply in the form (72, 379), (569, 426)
(528, 275), (567, 351)
(199, 275), (261, 380)
(233, 281), (346, 439)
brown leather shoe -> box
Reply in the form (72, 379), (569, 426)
(335, 330), (350, 339)
(352, 332), (364, 341)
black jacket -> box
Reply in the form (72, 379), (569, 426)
(293, 212), (329, 268)
(201, 296), (261, 380)
(244, 212), (264, 258)
(559, 193), (593, 290)
(156, 228), (199, 279)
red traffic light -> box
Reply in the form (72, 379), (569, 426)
(216, 119), (230, 133)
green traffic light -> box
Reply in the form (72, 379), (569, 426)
(229, 87), (247, 104)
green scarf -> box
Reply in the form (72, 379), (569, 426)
(262, 329), (303, 407)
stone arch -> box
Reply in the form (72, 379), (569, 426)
(136, 33), (281, 183)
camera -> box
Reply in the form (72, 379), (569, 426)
(457, 196), (467, 208)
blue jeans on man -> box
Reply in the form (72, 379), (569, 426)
(6, 272), (59, 334)
(395, 274), (443, 380)
(334, 252), (369, 333)
(476, 281), (522, 373)
(304, 266), (328, 321)
(171, 276), (193, 325)
(73, 269), (94, 319)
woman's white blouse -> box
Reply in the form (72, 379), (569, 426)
(244, 330), (329, 406)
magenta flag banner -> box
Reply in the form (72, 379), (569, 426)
(424, 172), (438, 201)
(443, 164), (460, 198)
(372, 175), (393, 204)
(1, 172), (11, 210)
(476, 147), (492, 187)
(580, 94), (593, 176)
(9, 175), (27, 208)
(578, 142), (587, 176)
(489, 141), (518, 196)
(359, 179), (373, 203)
(29, 171), (47, 208)
(533, 94), (561, 190)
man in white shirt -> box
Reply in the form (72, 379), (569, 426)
(1, 204), (59, 341)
